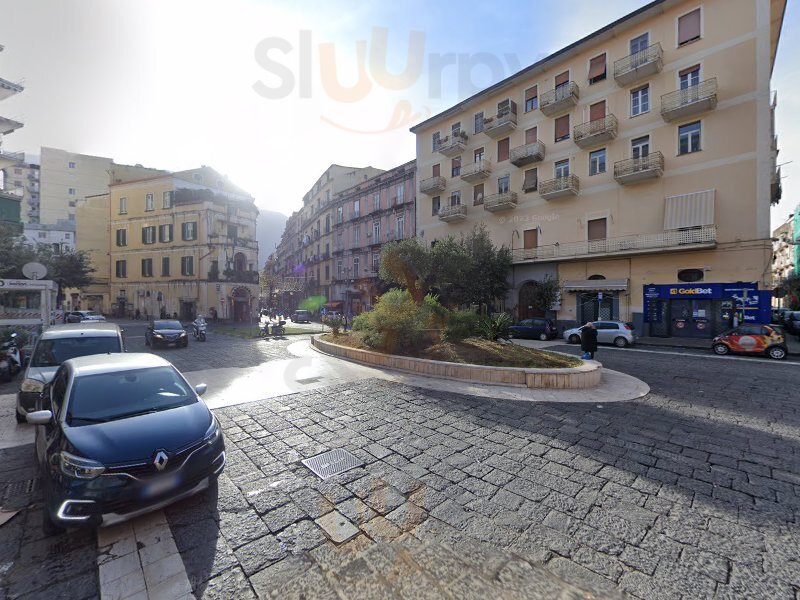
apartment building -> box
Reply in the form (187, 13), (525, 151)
(772, 207), (798, 295)
(77, 166), (259, 320)
(0, 43), (24, 227)
(330, 160), (416, 314)
(411, 0), (784, 338)
(22, 220), (75, 254)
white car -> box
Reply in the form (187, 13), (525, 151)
(563, 321), (636, 348)
(65, 310), (106, 324)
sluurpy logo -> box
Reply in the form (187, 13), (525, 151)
(253, 27), (522, 134)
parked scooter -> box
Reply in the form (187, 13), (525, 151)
(0, 333), (23, 382)
(271, 320), (286, 336)
(193, 321), (207, 342)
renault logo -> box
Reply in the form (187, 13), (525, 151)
(153, 450), (169, 471)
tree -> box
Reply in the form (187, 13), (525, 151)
(0, 223), (37, 279)
(379, 239), (433, 304)
(526, 276), (562, 315)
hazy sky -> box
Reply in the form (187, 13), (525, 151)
(0, 0), (797, 229)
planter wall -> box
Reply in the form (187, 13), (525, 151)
(312, 335), (601, 390)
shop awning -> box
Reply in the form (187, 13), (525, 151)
(563, 278), (629, 291)
(323, 301), (344, 309)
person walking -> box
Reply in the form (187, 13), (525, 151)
(580, 322), (598, 360)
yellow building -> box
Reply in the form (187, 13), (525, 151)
(411, 0), (785, 339)
(78, 166), (259, 321)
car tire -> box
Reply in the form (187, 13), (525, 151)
(568, 334), (580, 344)
(538, 333), (549, 341)
(613, 336), (629, 348)
(767, 346), (787, 360)
(713, 343), (730, 355)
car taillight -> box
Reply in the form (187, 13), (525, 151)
(624, 324), (633, 330)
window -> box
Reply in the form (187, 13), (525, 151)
(145, 193), (154, 211)
(159, 224), (173, 243)
(523, 229), (538, 249)
(431, 196), (441, 216)
(396, 214), (405, 239)
(142, 226), (156, 244)
(523, 168), (538, 192)
(181, 221), (197, 241)
(68, 188), (75, 195)
(524, 86), (538, 112)
(679, 65), (700, 91)
(679, 121), (701, 154)
(588, 53), (607, 84)
(353, 257), (360, 278)
(678, 268), (704, 282)
(631, 85), (650, 116)
(588, 218), (607, 241)
(678, 8), (701, 46)
(432, 164), (440, 178)
(141, 258), (153, 277)
(525, 127), (537, 145)
(119, 197), (128, 214)
(498, 175), (510, 194)
(474, 111), (484, 133)
(373, 220), (381, 240)
(632, 135), (650, 159)
(336, 206), (343, 224)
(451, 157), (461, 177)
(353, 199), (360, 217)
(473, 183), (484, 205)
(630, 33), (649, 55)
(451, 122), (461, 137)
(589, 149), (607, 175)
(372, 253), (380, 270)
(37, 231), (47, 239)
(161, 257), (170, 276)
(325, 265), (330, 280)
(13, 168), (21, 174)
(181, 256), (194, 276)
(65, 233), (71, 239)
(589, 100), (606, 122)
(116, 229), (127, 247)
(353, 226), (360, 246)
(227, 224), (237, 240)
(373, 192), (380, 211)
(68, 162), (76, 169)
(162, 191), (173, 209)
(554, 115), (570, 142)
(555, 159), (570, 179)
(337, 260), (343, 277)
(474, 148), (485, 162)
(555, 70), (569, 91)
(396, 184), (404, 202)
(52, 243), (61, 255)
(497, 98), (517, 117)
(115, 260), (127, 278)
(432, 132), (441, 151)
(497, 138), (510, 162)
(450, 191), (461, 206)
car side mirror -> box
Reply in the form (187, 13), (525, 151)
(195, 383), (208, 397)
(26, 410), (53, 425)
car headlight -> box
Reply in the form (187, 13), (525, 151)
(179, 332), (187, 337)
(203, 418), (221, 446)
(20, 378), (45, 393)
(153, 333), (164, 338)
(59, 451), (105, 479)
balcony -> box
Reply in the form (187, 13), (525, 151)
(573, 115), (618, 149)
(661, 78), (718, 122)
(483, 192), (518, 213)
(333, 245), (344, 255)
(460, 159), (492, 183)
(436, 134), (468, 157)
(613, 43), (663, 87)
(420, 176), (446, 195)
(438, 204), (468, 223)
(539, 82), (579, 117)
(510, 140), (545, 167)
(0, 77), (23, 101)
(613, 152), (665, 185)
(0, 149), (23, 170)
(223, 270), (260, 284)
(0, 116), (23, 136)
(483, 112), (517, 139)
(512, 225), (717, 264)
(539, 174), (580, 200)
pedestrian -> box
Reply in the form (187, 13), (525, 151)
(135, 308), (141, 321)
(580, 322), (598, 360)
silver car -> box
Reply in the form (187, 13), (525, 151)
(65, 310), (107, 324)
(563, 321), (636, 348)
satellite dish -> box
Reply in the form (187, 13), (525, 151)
(22, 262), (47, 280)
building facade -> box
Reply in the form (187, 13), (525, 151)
(0, 43), (24, 227)
(22, 220), (76, 254)
(772, 206), (798, 296)
(1, 158), (38, 223)
(411, 0), (785, 338)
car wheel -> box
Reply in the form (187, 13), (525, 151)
(613, 336), (629, 348)
(713, 343), (730, 355)
(538, 333), (549, 341)
(41, 506), (64, 536)
(15, 410), (25, 424)
(568, 334), (580, 344)
(768, 346), (787, 360)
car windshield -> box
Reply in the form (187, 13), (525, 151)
(154, 320), (182, 330)
(31, 337), (121, 368)
(66, 366), (197, 425)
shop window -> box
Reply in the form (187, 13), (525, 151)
(678, 268), (704, 282)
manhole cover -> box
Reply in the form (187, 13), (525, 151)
(302, 449), (363, 480)
(296, 376), (322, 385)
(2, 478), (38, 502)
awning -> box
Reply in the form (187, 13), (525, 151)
(324, 301), (344, 309)
(563, 278), (629, 292)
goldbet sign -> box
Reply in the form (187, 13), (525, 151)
(669, 287), (713, 295)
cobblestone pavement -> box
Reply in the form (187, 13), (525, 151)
(160, 345), (800, 599)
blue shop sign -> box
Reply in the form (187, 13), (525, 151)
(643, 283), (771, 324)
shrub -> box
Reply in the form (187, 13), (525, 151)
(477, 313), (512, 341)
(324, 316), (343, 335)
(444, 309), (480, 341)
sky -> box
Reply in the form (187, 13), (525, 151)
(0, 0), (797, 230)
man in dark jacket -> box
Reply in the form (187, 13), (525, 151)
(580, 322), (598, 359)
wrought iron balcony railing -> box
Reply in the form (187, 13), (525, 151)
(539, 174), (580, 200)
(661, 78), (718, 122)
(613, 43), (663, 86)
(613, 152), (665, 185)
(539, 82), (579, 117)
(573, 115), (618, 148)
(510, 140), (545, 167)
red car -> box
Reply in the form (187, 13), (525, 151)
(712, 324), (787, 360)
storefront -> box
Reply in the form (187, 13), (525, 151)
(561, 278), (629, 329)
(643, 282), (771, 338)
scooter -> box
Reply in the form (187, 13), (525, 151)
(270, 320), (286, 336)
(193, 322), (207, 342)
(0, 333), (23, 382)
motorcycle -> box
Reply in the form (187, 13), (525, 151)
(0, 333), (23, 382)
(193, 322), (207, 342)
(271, 320), (286, 336)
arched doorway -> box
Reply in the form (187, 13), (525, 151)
(518, 281), (546, 320)
(231, 287), (251, 322)
(233, 252), (247, 273)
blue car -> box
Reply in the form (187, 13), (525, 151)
(508, 318), (558, 341)
(27, 353), (224, 532)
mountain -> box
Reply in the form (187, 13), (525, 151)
(256, 209), (289, 266)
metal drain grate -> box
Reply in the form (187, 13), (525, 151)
(2, 478), (38, 502)
(302, 449), (363, 480)
(296, 376), (322, 385)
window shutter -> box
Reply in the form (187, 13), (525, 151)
(523, 229), (538, 249)
(588, 218), (607, 241)
(473, 183), (484, 205)
(555, 115), (570, 140)
(678, 9), (701, 45)
(525, 127), (537, 144)
(497, 138), (510, 162)
(525, 85), (537, 101)
(141, 228), (147, 244)
(678, 65), (700, 77)
(432, 164), (440, 177)
(523, 169), (538, 191)
(589, 101), (606, 122)
(555, 71), (569, 86)
(588, 54), (606, 80)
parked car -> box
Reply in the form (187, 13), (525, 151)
(27, 353), (224, 531)
(712, 324), (787, 360)
(563, 321), (636, 348)
(65, 311), (106, 324)
(291, 310), (312, 323)
(145, 320), (188, 348)
(508, 318), (558, 341)
(782, 311), (800, 337)
(16, 323), (126, 424)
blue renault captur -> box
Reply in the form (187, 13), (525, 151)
(27, 353), (225, 532)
